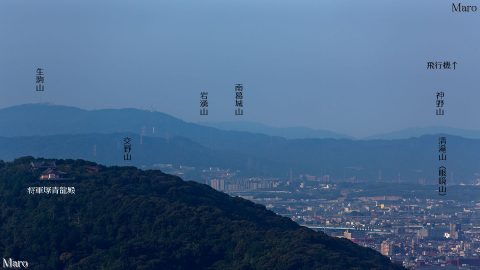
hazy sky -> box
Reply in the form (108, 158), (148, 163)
(1, 0), (479, 137)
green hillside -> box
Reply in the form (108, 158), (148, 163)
(0, 157), (405, 270)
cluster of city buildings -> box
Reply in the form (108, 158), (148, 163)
(150, 163), (480, 269)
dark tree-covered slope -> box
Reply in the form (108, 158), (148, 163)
(0, 157), (405, 270)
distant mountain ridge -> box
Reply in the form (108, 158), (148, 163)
(0, 103), (186, 137)
(1, 132), (480, 183)
(367, 126), (480, 140)
(2, 103), (478, 140)
(199, 121), (352, 139)
(2, 104), (480, 182)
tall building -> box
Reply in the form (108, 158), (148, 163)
(417, 228), (428, 239)
(343, 230), (352, 240)
(450, 223), (462, 240)
(210, 179), (225, 191)
(381, 240), (392, 256)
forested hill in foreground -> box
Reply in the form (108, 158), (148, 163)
(0, 157), (405, 270)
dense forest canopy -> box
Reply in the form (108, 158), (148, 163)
(0, 157), (404, 270)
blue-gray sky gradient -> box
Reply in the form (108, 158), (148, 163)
(1, 0), (478, 137)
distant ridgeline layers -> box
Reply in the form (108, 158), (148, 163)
(2, 104), (480, 182)
(0, 157), (405, 270)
